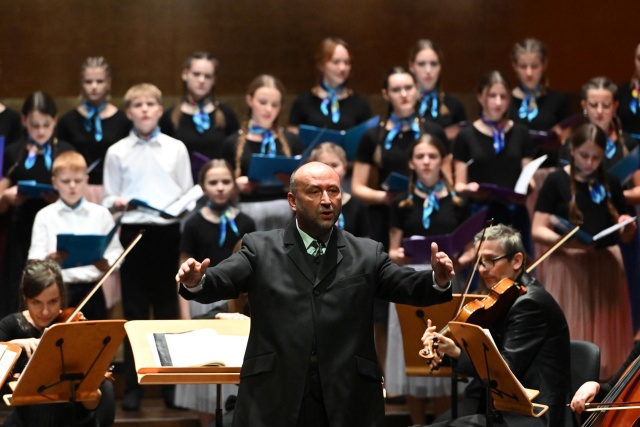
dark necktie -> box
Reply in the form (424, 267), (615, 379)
(309, 240), (324, 262)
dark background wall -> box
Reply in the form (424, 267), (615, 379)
(0, 0), (636, 115)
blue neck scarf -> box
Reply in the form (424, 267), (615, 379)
(630, 80), (639, 115)
(481, 115), (506, 155)
(320, 81), (343, 124)
(83, 101), (107, 142)
(419, 89), (438, 119)
(25, 138), (52, 170)
(133, 127), (161, 142)
(605, 137), (617, 159)
(248, 121), (276, 156)
(518, 85), (540, 122)
(587, 178), (608, 204)
(208, 202), (239, 247)
(187, 97), (211, 134)
(415, 180), (444, 229)
(384, 114), (421, 150)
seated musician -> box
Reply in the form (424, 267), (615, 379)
(0, 260), (113, 427)
(421, 224), (570, 427)
(571, 341), (640, 418)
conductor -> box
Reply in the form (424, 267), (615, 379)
(177, 161), (455, 427)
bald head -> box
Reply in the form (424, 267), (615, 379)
(288, 161), (342, 238)
(290, 161), (341, 197)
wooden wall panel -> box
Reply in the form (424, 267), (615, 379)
(0, 0), (636, 107)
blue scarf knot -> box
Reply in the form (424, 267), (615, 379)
(588, 178), (608, 204)
(25, 139), (52, 170)
(419, 89), (438, 119)
(83, 101), (107, 142)
(248, 121), (276, 156)
(384, 114), (421, 150)
(481, 116), (506, 155)
(416, 180), (444, 229)
(208, 202), (239, 247)
(518, 85), (539, 122)
(605, 138), (617, 159)
(188, 97), (212, 134)
(320, 82), (343, 124)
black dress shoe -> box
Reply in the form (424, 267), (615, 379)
(121, 389), (142, 411)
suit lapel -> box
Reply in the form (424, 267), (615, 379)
(284, 222), (316, 285)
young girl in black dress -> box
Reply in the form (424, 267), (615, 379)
(0, 92), (74, 318)
(386, 134), (468, 424)
(408, 39), (467, 142)
(532, 123), (636, 380)
(175, 159), (254, 427)
(222, 74), (303, 231)
(288, 37), (372, 133)
(56, 57), (131, 200)
(453, 71), (536, 252)
(159, 52), (239, 160)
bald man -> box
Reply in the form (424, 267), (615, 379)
(177, 161), (455, 427)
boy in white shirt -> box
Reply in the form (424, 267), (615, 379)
(102, 83), (193, 411)
(29, 150), (124, 320)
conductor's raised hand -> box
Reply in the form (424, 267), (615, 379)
(176, 257), (211, 288)
(431, 242), (455, 288)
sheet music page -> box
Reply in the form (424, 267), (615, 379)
(593, 216), (637, 241)
(148, 329), (248, 367)
(514, 154), (548, 195)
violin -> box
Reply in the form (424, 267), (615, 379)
(420, 224), (580, 368)
(53, 230), (145, 325)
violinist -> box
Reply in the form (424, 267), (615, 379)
(421, 224), (570, 427)
(0, 260), (112, 427)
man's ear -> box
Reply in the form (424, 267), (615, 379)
(287, 192), (297, 212)
(512, 252), (524, 271)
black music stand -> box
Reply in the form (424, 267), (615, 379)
(2, 320), (126, 427)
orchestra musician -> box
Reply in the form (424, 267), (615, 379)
(421, 224), (570, 427)
(0, 260), (113, 427)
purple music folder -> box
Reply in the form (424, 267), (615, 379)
(475, 183), (527, 205)
(402, 208), (488, 264)
(190, 152), (210, 184)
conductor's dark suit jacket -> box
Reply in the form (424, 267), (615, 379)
(179, 222), (452, 427)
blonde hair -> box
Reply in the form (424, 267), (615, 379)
(307, 142), (347, 166)
(234, 75), (291, 178)
(124, 83), (162, 107)
(52, 151), (87, 175)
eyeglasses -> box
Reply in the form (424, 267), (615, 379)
(477, 254), (510, 269)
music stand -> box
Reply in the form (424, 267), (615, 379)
(2, 320), (126, 427)
(0, 342), (21, 389)
(447, 321), (548, 427)
(125, 319), (249, 427)
(395, 294), (483, 419)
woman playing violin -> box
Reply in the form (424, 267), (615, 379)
(420, 224), (570, 427)
(0, 260), (111, 427)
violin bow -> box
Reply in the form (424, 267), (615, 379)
(525, 225), (580, 273)
(64, 229), (145, 323)
(453, 218), (494, 318)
